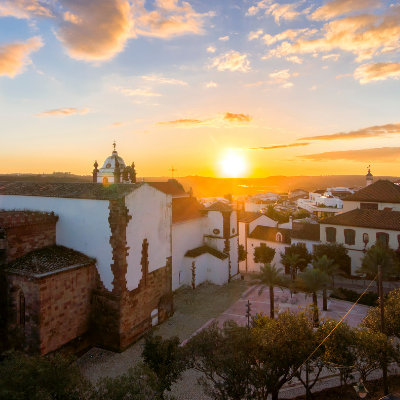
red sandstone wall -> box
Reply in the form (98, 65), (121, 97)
(6, 223), (56, 263)
(38, 263), (97, 355)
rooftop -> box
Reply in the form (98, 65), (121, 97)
(172, 197), (205, 224)
(7, 245), (95, 275)
(185, 245), (228, 260)
(238, 211), (264, 223)
(0, 181), (142, 200)
(319, 208), (400, 231)
(344, 180), (400, 203)
(205, 201), (233, 212)
(291, 224), (320, 241)
(0, 210), (58, 228)
(148, 182), (189, 198)
(248, 225), (291, 244)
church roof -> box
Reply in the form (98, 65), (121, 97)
(185, 245), (228, 260)
(248, 226), (291, 244)
(0, 182), (142, 200)
(148, 182), (189, 198)
(205, 201), (233, 212)
(344, 180), (400, 203)
(7, 245), (95, 276)
(172, 197), (205, 224)
(238, 211), (264, 223)
(100, 150), (126, 171)
(0, 210), (58, 228)
(319, 209), (400, 231)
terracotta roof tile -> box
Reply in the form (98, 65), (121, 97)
(172, 197), (205, 224)
(0, 182), (142, 200)
(291, 224), (320, 241)
(205, 201), (233, 211)
(148, 182), (188, 197)
(238, 211), (264, 223)
(344, 180), (400, 203)
(248, 226), (291, 244)
(0, 210), (58, 228)
(185, 245), (228, 260)
(319, 209), (400, 231)
(7, 245), (95, 275)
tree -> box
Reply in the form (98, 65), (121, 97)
(293, 209), (310, 220)
(141, 333), (187, 399)
(361, 288), (400, 338)
(238, 244), (247, 263)
(254, 243), (276, 265)
(313, 243), (351, 276)
(281, 253), (306, 282)
(95, 364), (161, 400)
(357, 241), (400, 283)
(313, 255), (343, 310)
(0, 351), (92, 400)
(184, 320), (256, 400)
(281, 243), (312, 276)
(258, 264), (290, 319)
(295, 268), (331, 325)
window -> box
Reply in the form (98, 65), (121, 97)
(141, 239), (149, 286)
(276, 233), (282, 242)
(344, 229), (356, 245)
(326, 227), (336, 243)
(298, 242), (306, 248)
(376, 232), (389, 247)
(360, 203), (378, 210)
(102, 177), (108, 184)
(312, 244), (319, 254)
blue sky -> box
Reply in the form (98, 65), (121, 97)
(1, 0), (400, 177)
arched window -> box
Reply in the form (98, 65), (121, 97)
(276, 232), (282, 242)
(102, 177), (108, 184)
(9, 287), (25, 326)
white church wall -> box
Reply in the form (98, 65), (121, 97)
(229, 236), (239, 277)
(125, 185), (172, 291)
(249, 215), (277, 233)
(172, 218), (207, 291)
(0, 195), (114, 290)
(206, 255), (230, 285)
(205, 211), (224, 236)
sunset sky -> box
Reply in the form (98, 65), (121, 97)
(1, 0), (400, 178)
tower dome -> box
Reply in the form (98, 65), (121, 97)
(366, 165), (373, 187)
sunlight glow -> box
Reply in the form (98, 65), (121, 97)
(220, 153), (247, 178)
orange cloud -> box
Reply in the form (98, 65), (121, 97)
(248, 29), (263, 40)
(0, 37), (43, 78)
(35, 107), (91, 117)
(266, 1), (311, 25)
(0, 0), (52, 19)
(298, 147), (400, 163)
(311, 0), (381, 21)
(299, 122), (400, 141)
(141, 75), (188, 85)
(114, 86), (162, 96)
(210, 51), (251, 72)
(245, 0), (271, 17)
(262, 29), (317, 46)
(354, 62), (400, 83)
(224, 112), (252, 123)
(248, 142), (310, 150)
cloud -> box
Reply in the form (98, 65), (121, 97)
(0, 0), (52, 19)
(35, 107), (91, 117)
(310, 85), (317, 90)
(0, 37), (43, 78)
(156, 112), (253, 128)
(133, 0), (213, 39)
(63, 11), (82, 24)
(219, 36), (229, 41)
(321, 53), (340, 61)
(112, 122), (124, 126)
(266, 6), (400, 62)
(142, 74), (188, 85)
(114, 86), (162, 96)
(210, 51), (251, 72)
(262, 28), (317, 45)
(311, 0), (381, 21)
(207, 45), (216, 53)
(354, 62), (400, 83)
(298, 147), (400, 163)
(280, 82), (294, 88)
(270, 69), (290, 81)
(206, 81), (217, 87)
(247, 142), (310, 150)
(265, 1), (311, 25)
(298, 122), (400, 141)
(285, 55), (302, 63)
(245, 0), (271, 16)
(248, 29), (263, 40)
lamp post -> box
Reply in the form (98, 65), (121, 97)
(353, 380), (369, 398)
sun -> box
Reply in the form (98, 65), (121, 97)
(220, 153), (247, 178)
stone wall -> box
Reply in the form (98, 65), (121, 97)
(5, 222), (56, 263)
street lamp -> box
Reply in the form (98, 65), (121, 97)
(353, 380), (369, 399)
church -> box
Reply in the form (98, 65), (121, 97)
(0, 145), (239, 355)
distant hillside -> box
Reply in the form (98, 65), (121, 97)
(1, 174), (398, 199)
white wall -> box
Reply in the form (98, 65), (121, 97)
(172, 218), (207, 290)
(0, 195), (114, 290)
(291, 238), (319, 255)
(205, 211), (224, 236)
(343, 201), (400, 213)
(125, 185), (172, 291)
(246, 238), (289, 272)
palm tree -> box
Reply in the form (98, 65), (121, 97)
(313, 255), (343, 311)
(295, 268), (331, 325)
(281, 253), (306, 282)
(258, 263), (289, 319)
(358, 242), (400, 295)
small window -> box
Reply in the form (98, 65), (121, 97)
(376, 232), (389, 247)
(102, 177), (109, 184)
(298, 242), (306, 248)
(344, 229), (356, 246)
(213, 229), (220, 235)
(276, 233), (282, 242)
(360, 203), (378, 210)
(312, 244), (319, 254)
(326, 227), (336, 243)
